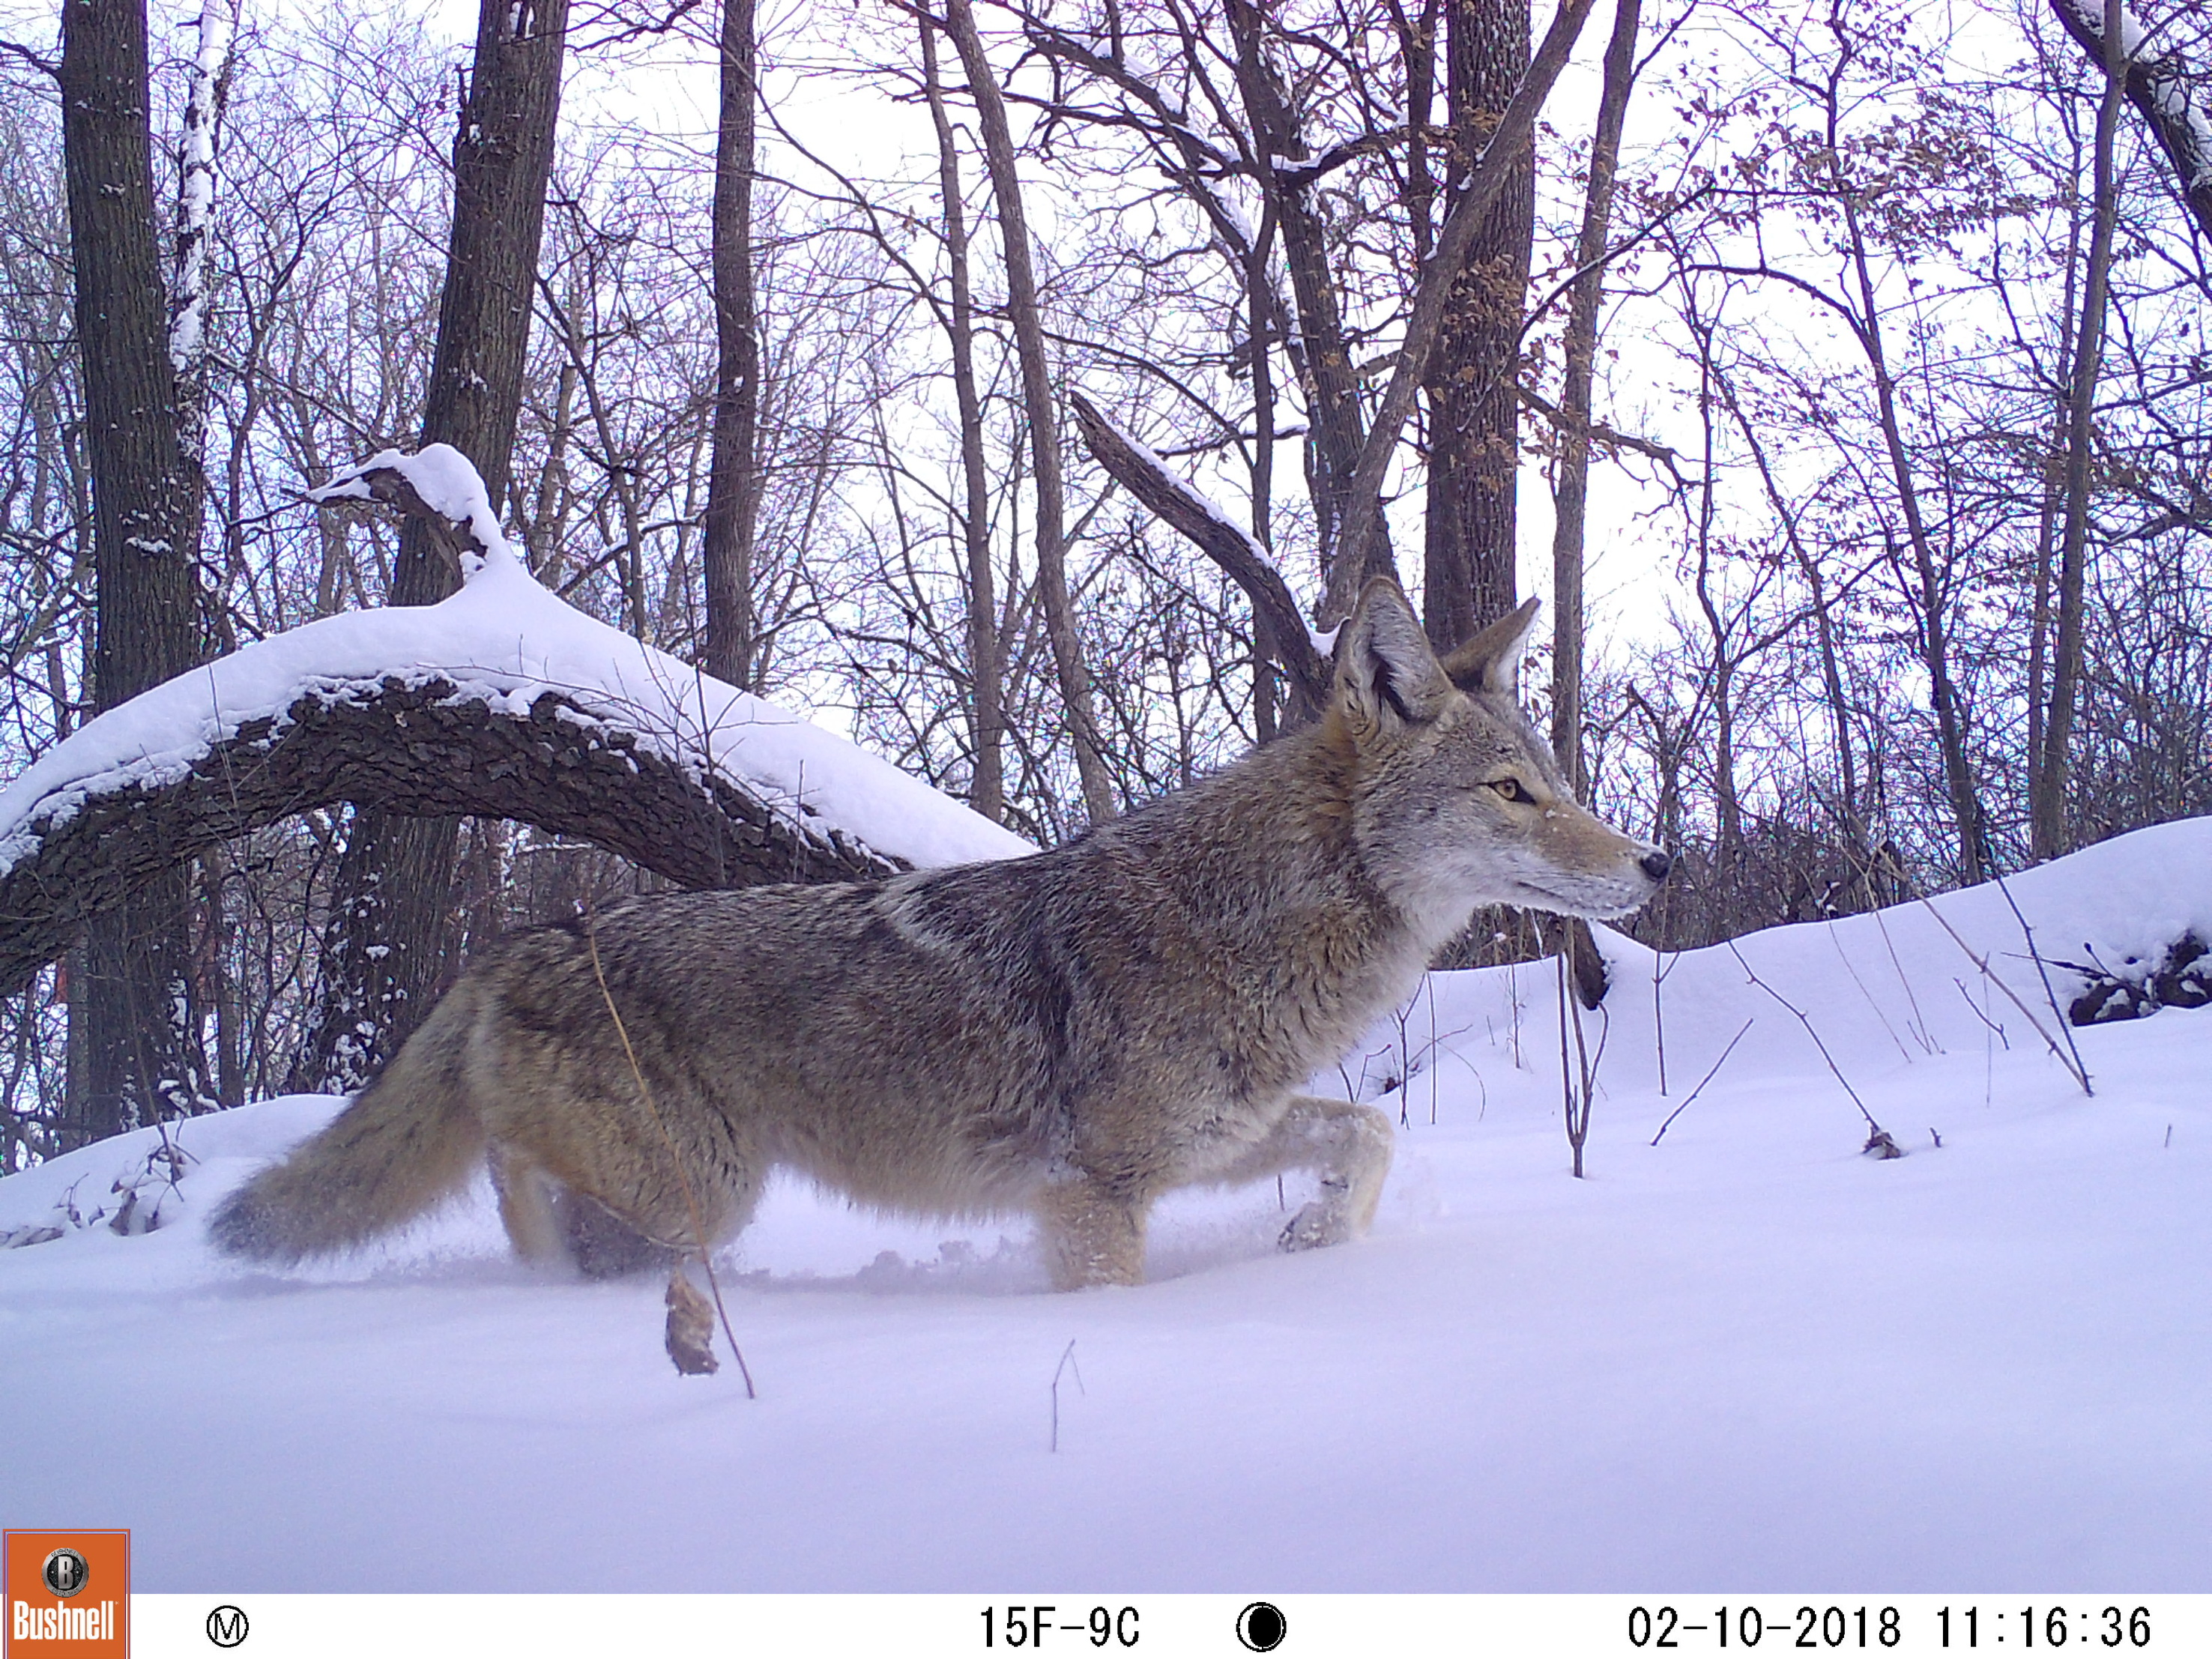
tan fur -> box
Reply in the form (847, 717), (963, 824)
(210, 581), (1666, 1332)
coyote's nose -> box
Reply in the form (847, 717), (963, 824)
(1640, 850), (1674, 883)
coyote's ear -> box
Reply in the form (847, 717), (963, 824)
(1332, 578), (1456, 732)
(1439, 596), (1541, 696)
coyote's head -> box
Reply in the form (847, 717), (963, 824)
(1325, 578), (1670, 939)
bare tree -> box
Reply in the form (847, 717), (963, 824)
(1421, 0), (1538, 650)
(294, 0), (572, 1093)
(61, 0), (217, 1143)
(940, 0), (1116, 824)
(703, 0), (762, 689)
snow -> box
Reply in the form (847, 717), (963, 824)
(0, 447), (1031, 878)
(2051, 0), (2212, 192)
(169, 0), (235, 375)
(2, 821), (2207, 1591)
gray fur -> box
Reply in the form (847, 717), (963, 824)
(210, 581), (1665, 1347)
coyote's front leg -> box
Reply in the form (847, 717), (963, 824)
(1036, 1176), (1149, 1290)
(1216, 1095), (1396, 1252)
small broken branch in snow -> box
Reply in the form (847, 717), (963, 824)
(2049, 0), (2212, 247)
(1555, 929), (1609, 1177)
(1050, 1338), (1084, 1453)
(1069, 392), (1332, 721)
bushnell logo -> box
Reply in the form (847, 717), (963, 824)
(37, 1552), (86, 1600)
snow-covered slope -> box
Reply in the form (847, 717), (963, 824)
(1, 823), (2206, 1591)
(0, 447), (1030, 877)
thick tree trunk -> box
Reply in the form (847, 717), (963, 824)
(1317, 0), (1598, 627)
(62, 0), (215, 1144)
(294, 0), (569, 1093)
(1422, 0), (1535, 652)
(943, 0), (1115, 824)
(702, 0), (761, 691)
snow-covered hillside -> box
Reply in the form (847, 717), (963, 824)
(1, 821), (2206, 1591)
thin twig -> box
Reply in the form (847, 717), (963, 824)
(1989, 870), (2094, 1093)
(1953, 977), (2009, 1045)
(1050, 1338), (1084, 1453)
(1725, 941), (1896, 1149)
(583, 913), (758, 1397)
(1909, 889), (2091, 1096)
(1650, 1017), (1755, 1146)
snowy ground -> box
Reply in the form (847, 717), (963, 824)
(1, 822), (2207, 1592)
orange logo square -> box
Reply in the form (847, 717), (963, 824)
(2, 1532), (127, 1658)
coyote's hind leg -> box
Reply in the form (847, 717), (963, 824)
(1213, 1095), (1396, 1252)
(489, 1143), (566, 1265)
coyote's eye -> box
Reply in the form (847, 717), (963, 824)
(1488, 777), (1535, 804)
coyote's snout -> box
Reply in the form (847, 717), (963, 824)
(211, 580), (1666, 1370)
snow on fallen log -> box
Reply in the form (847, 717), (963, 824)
(0, 446), (1031, 994)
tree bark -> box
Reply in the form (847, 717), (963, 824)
(2048, 0), (2212, 244)
(62, 0), (215, 1143)
(1224, 0), (1388, 588)
(1547, 0), (1639, 1010)
(2033, 0), (2127, 859)
(1318, 0), (1598, 626)
(294, 0), (569, 1093)
(1546, 0), (1640, 794)
(1422, 0), (1536, 652)
(942, 0), (1115, 824)
(702, 0), (761, 691)
(921, 15), (1006, 823)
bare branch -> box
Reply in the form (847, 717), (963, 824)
(1070, 391), (1332, 719)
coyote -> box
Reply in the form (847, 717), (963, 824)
(211, 580), (1668, 1370)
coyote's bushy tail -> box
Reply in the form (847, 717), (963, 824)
(209, 983), (488, 1261)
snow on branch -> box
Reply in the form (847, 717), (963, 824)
(0, 448), (1031, 995)
(1069, 393), (1335, 719)
(2049, 0), (2212, 243)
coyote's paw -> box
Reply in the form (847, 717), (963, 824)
(1278, 1178), (1355, 1253)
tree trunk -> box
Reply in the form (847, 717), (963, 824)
(1546, 0), (1640, 794)
(1819, 31), (1989, 883)
(2048, 0), (2212, 243)
(294, 0), (569, 1093)
(703, 0), (761, 691)
(2033, 0), (2127, 860)
(1224, 0), (1388, 588)
(921, 16), (1005, 822)
(1317, 0), (1598, 626)
(62, 0), (215, 1144)
(943, 0), (1115, 824)
(1422, 0), (1535, 652)
(1547, 0), (1640, 1009)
